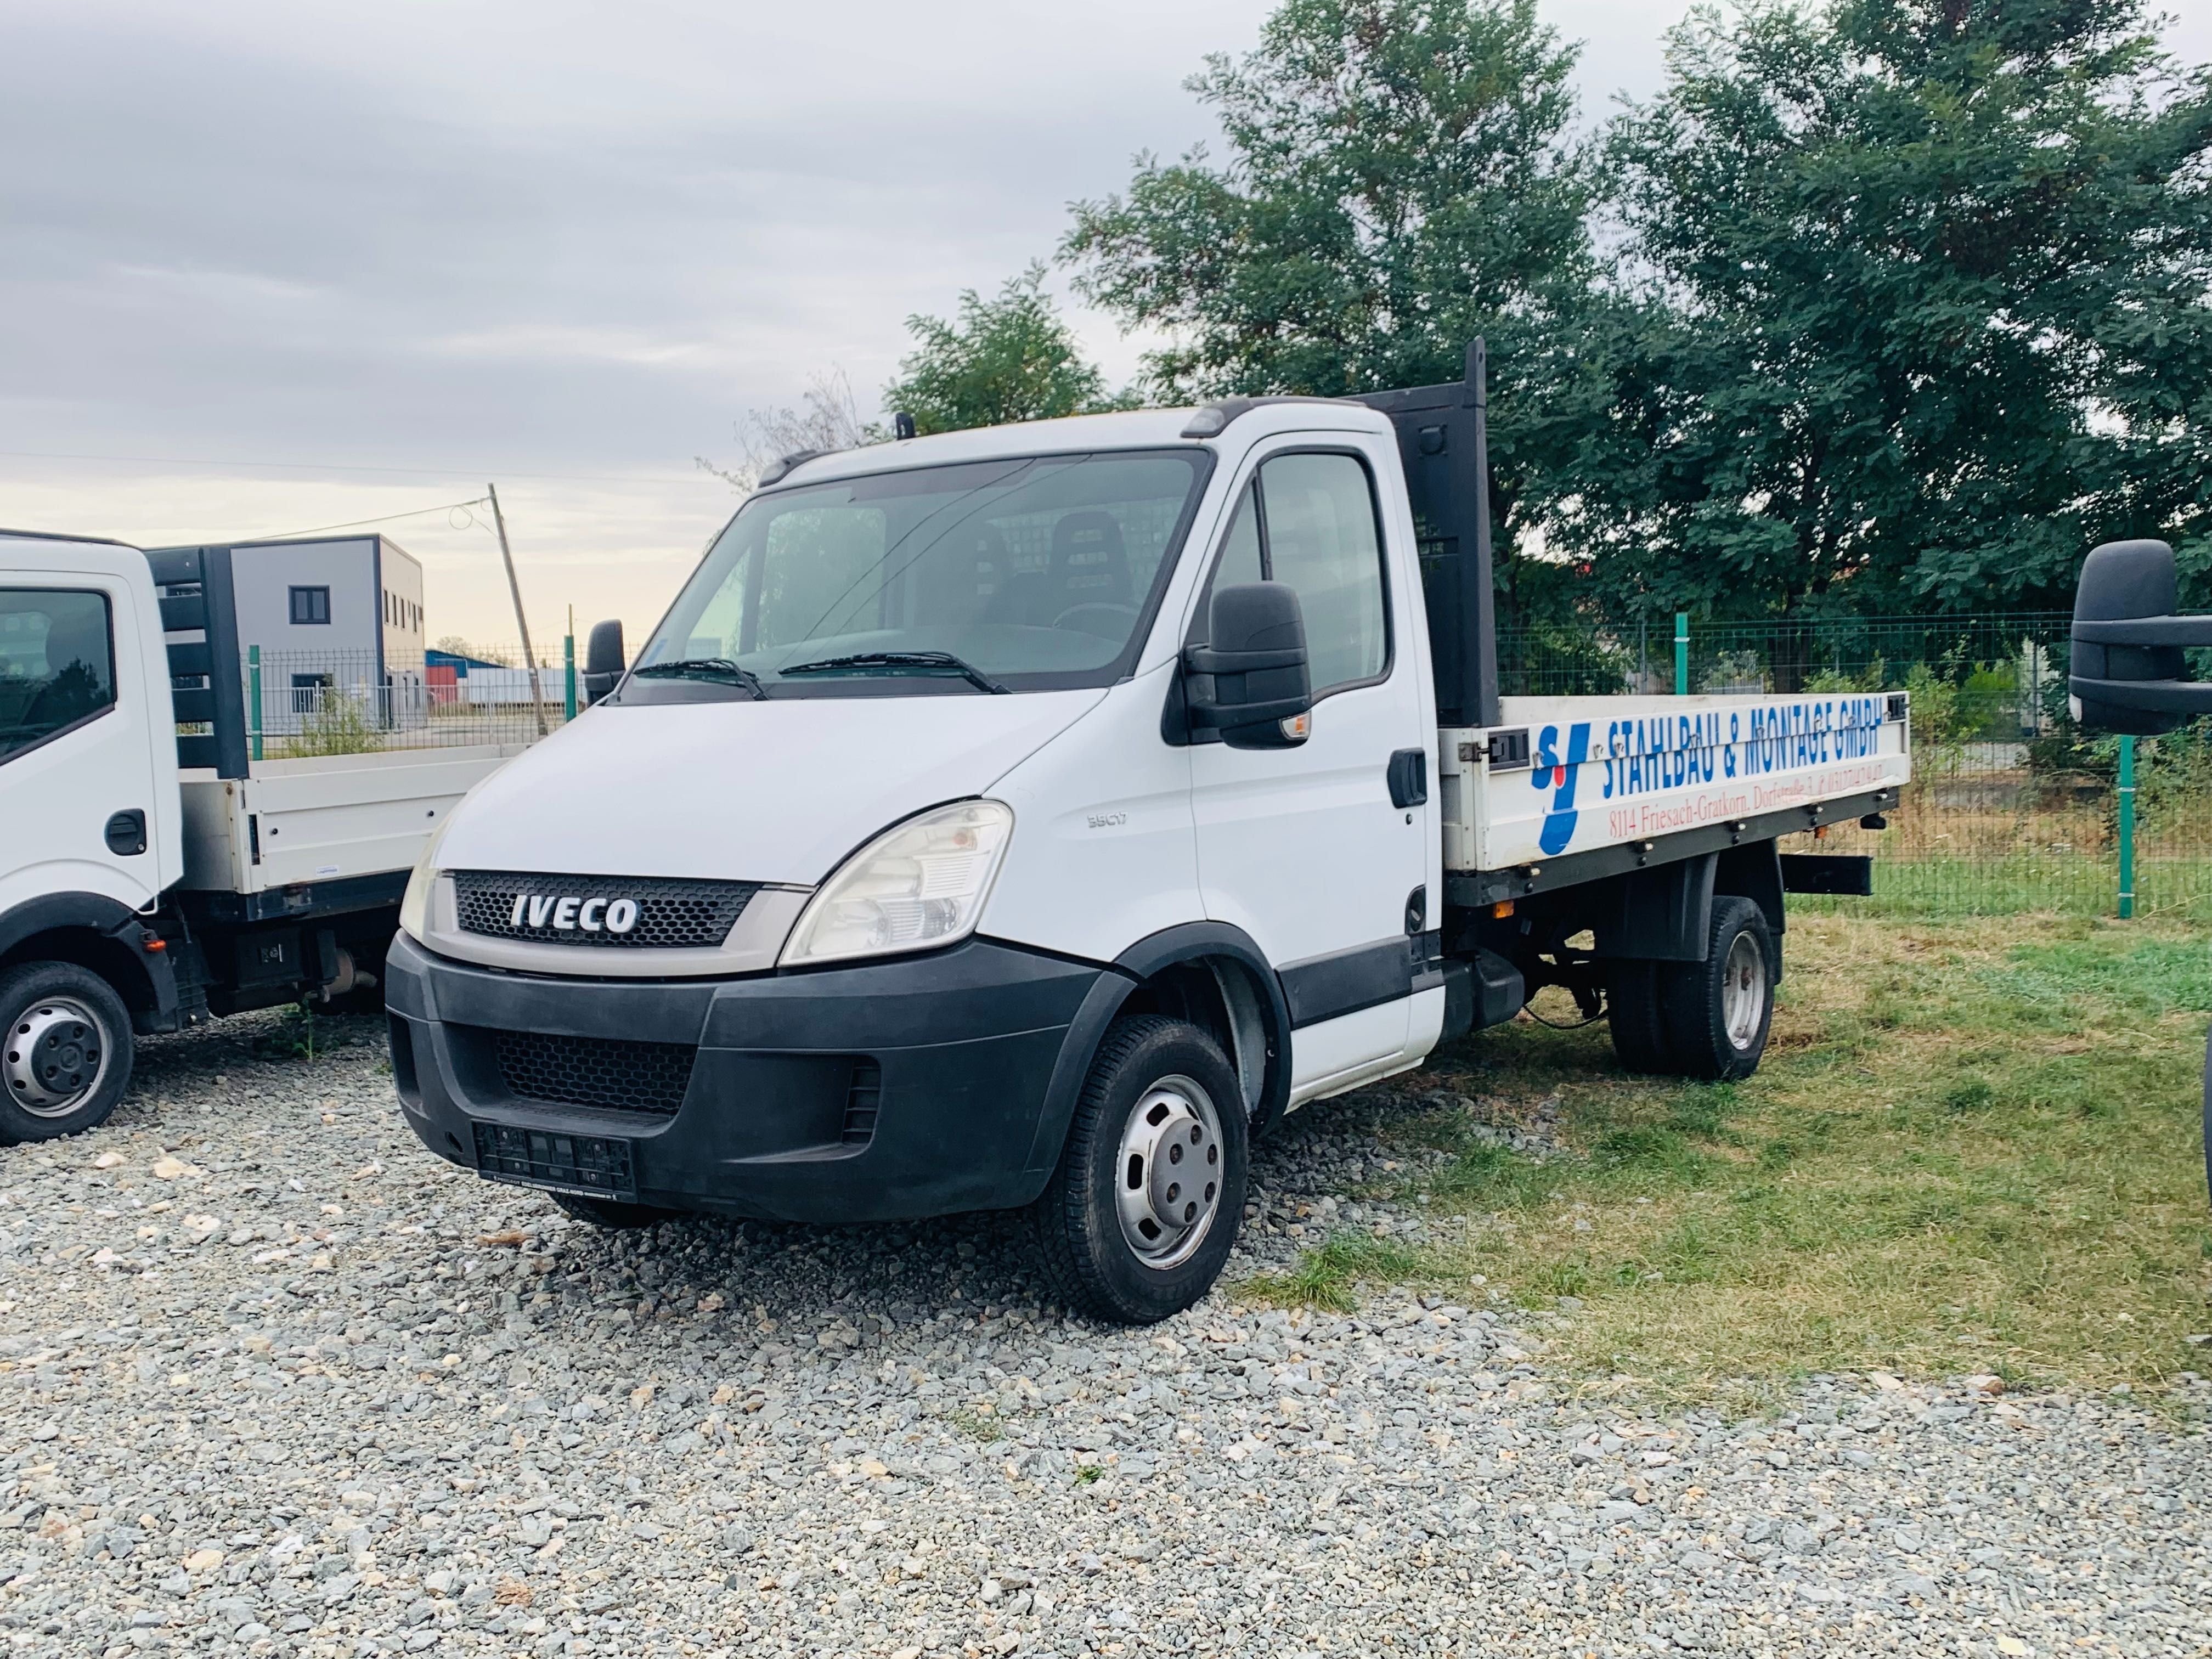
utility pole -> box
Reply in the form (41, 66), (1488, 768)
(487, 483), (549, 737)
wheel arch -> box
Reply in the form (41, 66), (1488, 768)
(0, 893), (159, 1015)
(1019, 922), (1295, 1193)
(1109, 923), (1292, 1134)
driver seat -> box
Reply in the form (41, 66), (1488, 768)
(1046, 511), (1133, 616)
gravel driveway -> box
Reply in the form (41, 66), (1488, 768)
(1, 1012), (2205, 1659)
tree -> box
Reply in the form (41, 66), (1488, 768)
(881, 266), (1132, 435)
(1573, 0), (2212, 619)
(697, 368), (879, 491)
(430, 636), (512, 667)
(1060, 0), (1602, 616)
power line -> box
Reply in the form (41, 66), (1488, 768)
(0, 447), (706, 486)
(246, 497), (494, 542)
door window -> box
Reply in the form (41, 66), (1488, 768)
(1200, 453), (1389, 697)
(0, 589), (116, 763)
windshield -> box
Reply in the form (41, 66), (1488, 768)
(625, 449), (1211, 698)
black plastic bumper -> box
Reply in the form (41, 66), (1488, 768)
(383, 931), (1121, 1223)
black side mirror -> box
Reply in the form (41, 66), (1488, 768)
(2070, 539), (2212, 735)
(1183, 582), (1311, 749)
(582, 619), (625, 706)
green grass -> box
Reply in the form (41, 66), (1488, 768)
(1250, 912), (2212, 1398)
(278, 690), (383, 757)
(251, 1001), (322, 1062)
(1244, 1232), (1426, 1314)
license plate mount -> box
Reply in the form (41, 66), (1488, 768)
(471, 1121), (637, 1203)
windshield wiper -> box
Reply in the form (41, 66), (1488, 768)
(780, 651), (1009, 695)
(630, 658), (769, 699)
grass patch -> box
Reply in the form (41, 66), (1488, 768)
(1244, 1232), (1427, 1313)
(941, 1407), (1001, 1443)
(251, 1001), (324, 1062)
(1322, 911), (2212, 1398)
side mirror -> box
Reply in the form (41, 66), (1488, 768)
(2070, 539), (2212, 735)
(1182, 582), (1312, 750)
(582, 619), (625, 706)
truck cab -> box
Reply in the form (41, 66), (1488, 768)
(384, 365), (1907, 1322)
(2, 531), (527, 1143)
(1, 533), (186, 1135)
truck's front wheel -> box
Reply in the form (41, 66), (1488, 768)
(1033, 1015), (1248, 1325)
(0, 963), (134, 1143)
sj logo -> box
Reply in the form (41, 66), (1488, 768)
(1530, 721), (1592, 855)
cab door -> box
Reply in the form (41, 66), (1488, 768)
(0, 577), (161, 909)
(1186, 439), (1434, 1102)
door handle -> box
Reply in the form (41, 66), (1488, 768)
(105, 810), (147, 856)
(1387, 748), (1428, 809)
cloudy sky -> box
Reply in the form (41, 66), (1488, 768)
(4, 1), (2207, 653)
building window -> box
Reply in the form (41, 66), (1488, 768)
(290, 585), (331, 625)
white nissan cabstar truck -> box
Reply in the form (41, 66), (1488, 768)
(383, 346), (1910, 1323)
(1, 531), (523, 1142)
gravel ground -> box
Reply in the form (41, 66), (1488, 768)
(2, 1012), (2207, 1659)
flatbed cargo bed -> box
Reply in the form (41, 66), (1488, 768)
(1442, 690), (1912, 879)
(177, 743), (524, 897)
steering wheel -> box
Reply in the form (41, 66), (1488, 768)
(1052, 603), (1139, 639)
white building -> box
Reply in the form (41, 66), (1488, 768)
(221, 535), (426, 733)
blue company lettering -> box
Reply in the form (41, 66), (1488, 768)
(1600, 697), (1887, 802)
(1532, 721), (1593, 855)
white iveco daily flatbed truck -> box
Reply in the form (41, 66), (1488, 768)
(382, 345), (1910, 1322)
(1, 532), (521, 1141)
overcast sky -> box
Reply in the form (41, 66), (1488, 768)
(4, 1), (2207, 652)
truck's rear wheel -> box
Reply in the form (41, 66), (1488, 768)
(1658, 896), (1776, 1081)
(1032, 1015), (1248, 1325)
(0, 963), (134, 1143)
(1605, 960), (1675, 1076)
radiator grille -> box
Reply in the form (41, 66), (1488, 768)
(491, 1029), (696, 1116)
(450, 870), (759, 950)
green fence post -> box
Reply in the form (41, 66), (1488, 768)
(1674, 612), (1689, 695)
(247, 644), (263, 763)
(2117, 735), (2136, 919)
(563, 633), (577, 723)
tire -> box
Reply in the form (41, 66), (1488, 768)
(1032, 1015), (1248, 1325)
(548, 1191), (680, 1230)
(0, 962), (135, 1144)
(1606, 959), (1676, 1076)
(1657, 895), (1777, 1081)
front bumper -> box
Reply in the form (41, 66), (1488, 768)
(384, 930), (1117, 1223)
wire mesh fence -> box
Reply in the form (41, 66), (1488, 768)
(1499, 612), (2212, 920)
(225, 650), (572, 757)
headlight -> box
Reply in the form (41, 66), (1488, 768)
(780, 799), (1014, 968)
(397, 814), (456, 943)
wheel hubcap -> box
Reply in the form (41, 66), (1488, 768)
(4, 998), (109, 1117)
(1114, 1074), (1224, 1269)
(1720, 932), (1767, 1050)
